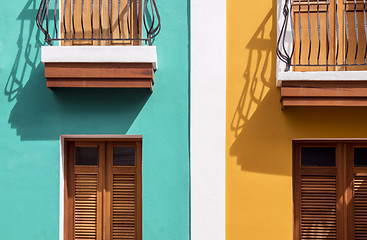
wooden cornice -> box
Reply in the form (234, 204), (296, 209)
(281, 81), (367, 107)
(44, 62), (154, 91)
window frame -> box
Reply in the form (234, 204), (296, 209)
(60, 135), (142, 240)
(293, 139), (367, 240)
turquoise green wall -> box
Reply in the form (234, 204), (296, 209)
(0, 0), (190, 239)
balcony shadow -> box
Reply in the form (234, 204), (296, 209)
(5, 0), (151, 140)
(229, 4), (287, 175)
(8, 64), (151, 140)
(5, 0), (43, 102)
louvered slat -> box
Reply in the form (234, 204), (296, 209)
(112, 173), (136, 240)
(354, 176), (367, 240)
(301, 175), (337, 240)
(74, 174), (98, 240)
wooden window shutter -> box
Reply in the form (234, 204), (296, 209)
(351, 175), (367, 240)
(293, 144), (344, 240)
(347, 145), (367, 240)
(105, 142), (142, 240)
(65, 142), (104, 240)
(64, 139), (142, 240)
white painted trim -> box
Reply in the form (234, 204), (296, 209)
(59, 138), (64, 240)
(41, 46), (158, 70)
(277, 71), (367, 86)
(58, 0), (61, 41)
(276, 0), (292, 82)
(191, 0), (226, 239)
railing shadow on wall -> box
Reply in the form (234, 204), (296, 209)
(5, 0), (42, 102)
(229, 3), (291, 176)
(230, 7), (275, 137)
(6, 0), (152, 141)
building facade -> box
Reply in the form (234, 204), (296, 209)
(3, 0), (367, 239)
(227, 0), (367, 239)
(0, 0), (190, 239)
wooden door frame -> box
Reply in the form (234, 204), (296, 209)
(292, 139), (367, 240)
(61, 135), (142, 240)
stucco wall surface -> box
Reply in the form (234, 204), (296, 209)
(0, 0), (190, 239)
(227, 0), (367, 239)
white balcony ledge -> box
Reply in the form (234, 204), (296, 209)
(277, 70), (367, 87)
(41, 46), (157, 70)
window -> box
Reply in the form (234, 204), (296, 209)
(63, 137), (142, 240)
(293, 140), (367, 240)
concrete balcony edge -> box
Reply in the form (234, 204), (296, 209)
(277, 70), (367, 87)
(41, 45), (158, 70)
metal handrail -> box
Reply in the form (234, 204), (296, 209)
(277, 0), (367, 71)
(36, 0), (161, 46)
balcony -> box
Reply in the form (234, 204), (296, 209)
(36, 0), (160, 90)
(277, 0), (367, 107)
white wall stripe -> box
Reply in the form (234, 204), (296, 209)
(190, 0), (226, 239)
(59, 138), (64, 240)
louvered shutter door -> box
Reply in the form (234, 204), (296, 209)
(353, 175), (367, 240)
(74, 173), (99, 240)
(112, 173), (137, 239)
(106, 142), (142, 240)
(65, 139), (142, 240)
(345, 143), (367, 240)
(66, 143), (104, 240)
(294, 144), (343, 240)
(349, 146), (367, 240)
(300, 175), (338, 240)
(294, 142), (367, 240)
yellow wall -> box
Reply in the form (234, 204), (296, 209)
(226, 0), (367, 239)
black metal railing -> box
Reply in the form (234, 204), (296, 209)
(277, 0), (367, 71)
(36, 0), (160, 46)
